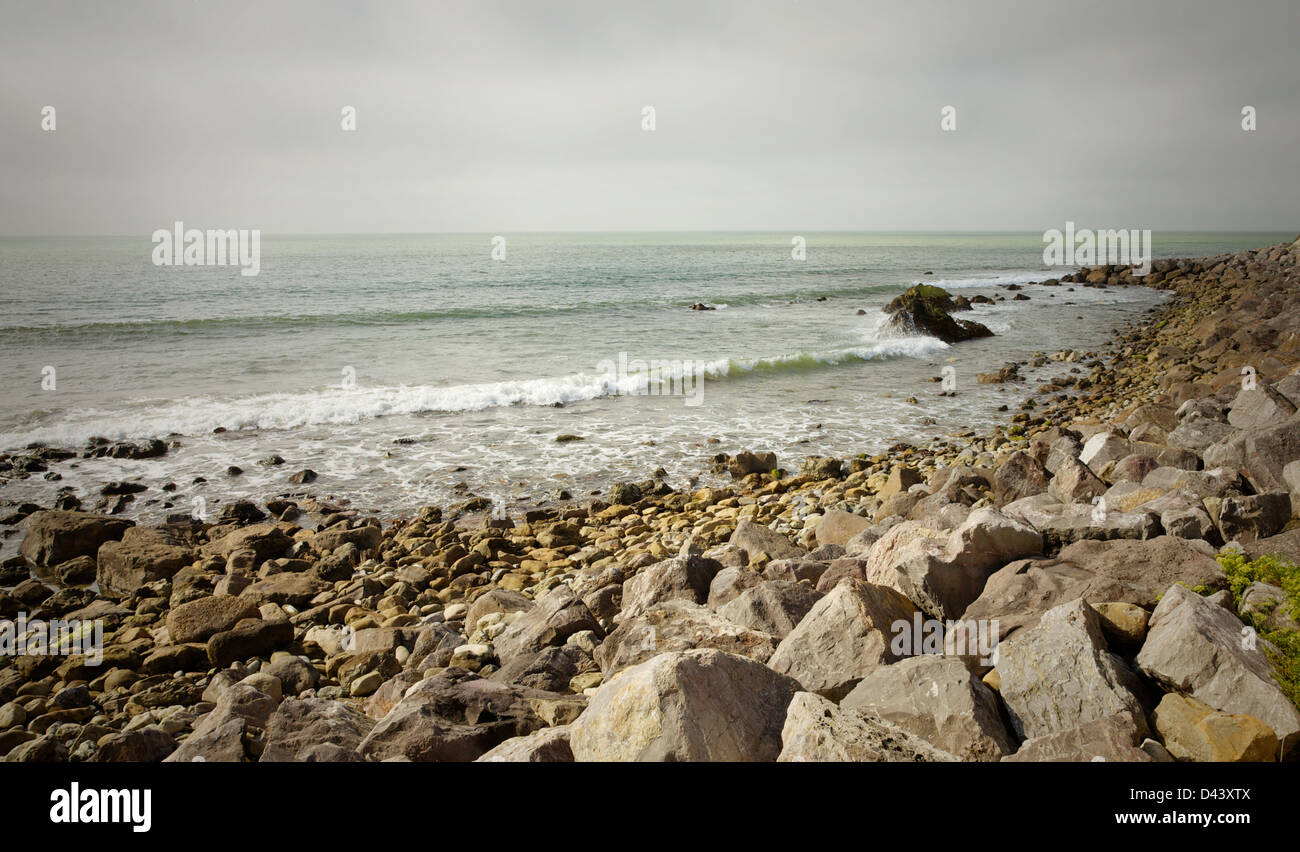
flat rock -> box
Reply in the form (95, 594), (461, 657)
(777, 691), (958, 762)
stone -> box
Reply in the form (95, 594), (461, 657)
(201, 523), (293, 561)
(240, 572), (330, 608)
(993, 452), (1051, 504)
(1227, 384), (1297, 431)
(19, 510), (132, 566)
(728, 520), (805, 561)
(569, 649), (800, 761)
(1239, 582), (1298, 632)
(1136, 583), (1300, 758)
(618, 555), (720, 620)
(1003, 712), (1153, 762)
(492, 584), (603, 663)
(767, 578), (917, 700)
(96, 526), (194, 595)
(841, 655), (1014, 760)
(715, 581), (822, 639)
(1080, 433), (1132, 470)
(814, 509), (873, 547)
(163, 684), (277, 762)
(90, 728), (177, 762)
(1216, 491), (1290, 543)
(260, 697), (374, 761)
(166, 595), (261, 644)
(878, 466), (923, 500)
(1152, 693), (1278, 762)
(207, 618), (293, 667)
(595, 600), (777, 676)
(466, 589), (534, 632)
(1091, 601), (1149, 645)
(1049, 457), (1108, 504)
(777, 692), (958, 762)
(474, 726), (574, 762)
(705, 566), (763, 609)
(997, 598), (1149, 741)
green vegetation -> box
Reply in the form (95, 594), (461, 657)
(1213, 550), (1300, 710)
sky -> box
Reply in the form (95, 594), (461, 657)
(0, 0), (1296, 234)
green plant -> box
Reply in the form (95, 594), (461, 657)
(1210, 550), (1300, 710)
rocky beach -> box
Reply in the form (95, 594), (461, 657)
(2, 237), (1300, 763)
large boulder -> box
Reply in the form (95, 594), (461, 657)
(595, 600), (777, 676)
(715, 581), (822, 639)
(166, 596), (261, 644)
(569, 649), (801, 761)
(20, 511), (132, 566)
(1152, 693), (1279, 762)
(474, 726), (574, 762)
(841, 655), (1014, 760)
(815, 509), (873, 547)
(201, 523), (293, 561)
(618, 555), (720, 620)
(728, 520), (805, 561)
(492, 584), (603, 664)
(883, 285), (993, 343)
(97, 526), (194, 596)
(1002, 712), (1154, 762)
(767, 578), (917, 700)
(260, 697), (375, 762)
(1136, 584), (1300, 758)
(163, 684), (277, 762)
(777, 692), (958, 762)
(996, 599), (1149, 741)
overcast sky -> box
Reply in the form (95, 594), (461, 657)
(1, 0), (1296, 234)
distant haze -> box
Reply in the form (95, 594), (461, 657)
(1, 0), (1297, 235)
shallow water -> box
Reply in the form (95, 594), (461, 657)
(0, 231), (1287, 526)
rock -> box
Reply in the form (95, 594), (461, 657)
(1091, 601), (1149, 645)
(1003, 712), (1154, 762)
(606, 482), (642, 505)
(882, 285), (994, 343)
(1227, 384), (1297, 431)
(595, 600), (777, 676)
(1080, 433), (1132, 470)
(878, 466), (923, 500)
(492, 584), (603, 664)
(841, 655), (1014, 760)
(993, 452), (1051, 506)
(1239, 582), (1298, 631)
(1003, 497), (1161, 548)
(713, 579), (822, 641)
(777, 692), (958, 762)
(618, 554), (720, 620)
(569, 649), (800, 761)
(815, 509), (873, 547)
(474, 726), (574, 762)
(466, 589), (534, 631)
(166, 596), (262, 644)
(728, 520), (805, 561)
(705, 566), (763, 609)
(997, 598), (1149, 741)
(767, 578), (917, 700)
(1136, 583), (1300, 758)
(18, 510), (132, 566)
(1049, 457), (1108, 504)
(727, 451), (777, 479)
(163, 684), (277, 762)
(201, 523), (293, 561)
(1216, 491), (1290, 542)
(260, 697), (374, 761)
(240, 573), (330, 608)
(207, 618), (293, 667)
(1152, 693), (1278, 762)
(90, 728), (177, 762)
(1204, 418), (1300, 494)
(96, 526), (194, 595)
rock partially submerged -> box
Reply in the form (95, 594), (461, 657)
(883, 285), (994, 344)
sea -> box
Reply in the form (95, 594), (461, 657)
(0, 231), (1288, 528)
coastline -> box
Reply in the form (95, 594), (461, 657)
(2, 236), (1299, 762)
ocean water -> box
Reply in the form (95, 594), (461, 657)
(0, 231), (1289, 525)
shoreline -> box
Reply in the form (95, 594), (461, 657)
(2, 236), (1300, 762)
